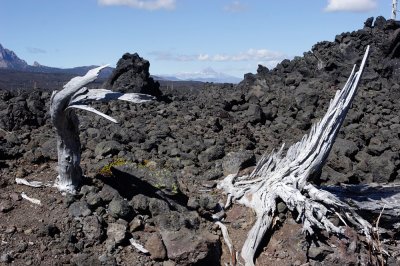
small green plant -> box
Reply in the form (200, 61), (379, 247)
(99, 158), (127, 176)
(133, 159), (180, 195)
(171, 183), (179, 194)
(154, 183), (166, 190)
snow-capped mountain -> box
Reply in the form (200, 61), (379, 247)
(159, 67), (242, 84)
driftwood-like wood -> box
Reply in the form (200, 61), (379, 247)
(218, 46), (377, 266)
(323, 183), (400, 229)
(50, 66), (154, 193)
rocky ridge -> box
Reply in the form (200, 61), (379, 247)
(0, 44), (28, 70)
(0, 16), (400, 265)
(0, 43), (113, 79)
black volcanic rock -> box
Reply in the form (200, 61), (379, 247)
(237, 16), (400, 185)
(2, 17), (400, 266)
(0, 90), (49, 131)
(102, 53), (162, 97)
(364, 17), (374, 28)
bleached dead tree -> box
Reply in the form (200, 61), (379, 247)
(49, 65), (154, 193)
(218, 46), (378, 265)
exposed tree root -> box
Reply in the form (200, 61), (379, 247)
(217, 46), (378, 266)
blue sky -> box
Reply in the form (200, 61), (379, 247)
(0, 0), (393, 78)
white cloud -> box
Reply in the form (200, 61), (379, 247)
(150, 49), (286, 63)
(26, 47), (46, 54)
(213, 54), (231, 61)
(98, 0), (176, 10)
(224, 1), (247, 13)
(198, 54), (209, 61)
(324, 0), (377, 12)
(206, 49), (285, 62)
(149, 51), (196, 61)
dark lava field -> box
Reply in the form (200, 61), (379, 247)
(0, 17), (400, 265)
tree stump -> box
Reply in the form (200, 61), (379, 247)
(49, 66), (154, 193)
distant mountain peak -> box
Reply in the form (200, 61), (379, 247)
(0, 43), (28, 69)
(170, 67), (242, 83)
(0, 43), (114, 78)
(202, 67), (218, 74)
(33, 61), (42, 67)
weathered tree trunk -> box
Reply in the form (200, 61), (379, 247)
(51, 108), (82, 192)
(49, 66), (155, 193)
(49, 77), (86, 193)
(392, 0), (398, 20)
(218, 47), (375, 266)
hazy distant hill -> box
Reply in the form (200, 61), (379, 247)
(0, 43), (113, 78)
(0, 68), (105, 91)
(157, 67), (242, 84)
(27, 63), (114, 79)
(0, 43), (240, 86)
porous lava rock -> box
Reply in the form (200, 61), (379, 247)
(102, 53), (162, 97)
(1, 16), (400, 266)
